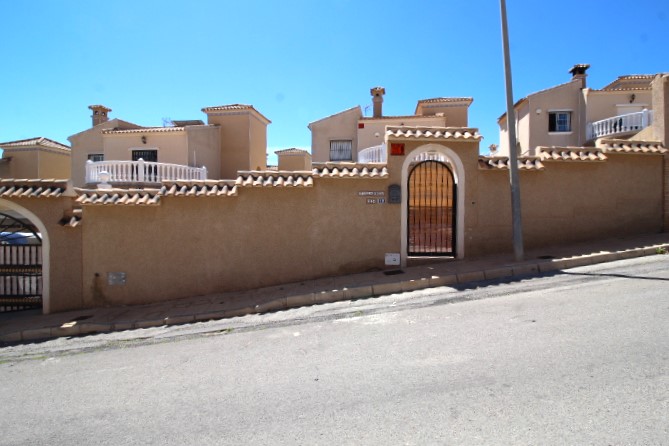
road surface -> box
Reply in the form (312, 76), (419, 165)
(1, 255), (668, 445)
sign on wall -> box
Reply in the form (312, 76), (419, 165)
(358, 191), (385, 205)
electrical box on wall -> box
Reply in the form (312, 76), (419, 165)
(385, 253), (401, 266)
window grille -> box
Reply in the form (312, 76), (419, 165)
(329, 140), (353, 161)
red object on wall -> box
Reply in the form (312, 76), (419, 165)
(390, 143), (405, 156)
(358, 122), (365, 129)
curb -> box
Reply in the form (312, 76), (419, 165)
(2, 243), (668, 344)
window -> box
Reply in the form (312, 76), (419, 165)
(131, 149), (158, 162)
(548, 111), (572, 132)
(329, 140), (352, 161)
(87, 153), (104, 162)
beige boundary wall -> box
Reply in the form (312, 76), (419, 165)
(0, 139), (666, 313)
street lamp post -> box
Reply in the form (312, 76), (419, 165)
(500, 0), (524, 261)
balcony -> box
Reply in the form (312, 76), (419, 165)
(86, 159), (207, 186)
(586, 109), (653, 140)
(357, 143), (387, 163)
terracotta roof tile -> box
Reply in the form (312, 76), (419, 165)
(312, 163), (389, 178)
(386, 126), (481, 141)
(274, 148), (310, 155)
(201, 104), (253, 112)
(102, 126), (186, 134)
(538, 147), (608, 162)
(417, 97), (473, 104)
(600, 74), (655, 91)
(0, 137), (70, 151)
(160, 180), (238, 197)
(88, 105), (112, 112)
(75, 188), (161, 205)
(598, 139), (667, 154)
(0, 179), (70, 198)
(58, 209), (82, 227)
(477, 157), (545, 171)
(201, 104), (272, 124)
(235, 172), (314, 188)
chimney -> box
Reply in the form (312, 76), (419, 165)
(569, 64), (590, 88)
(370, 87), (385, 118)
(88, 105), (112, 127)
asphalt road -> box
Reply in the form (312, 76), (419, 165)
(1, 256), (668, 445)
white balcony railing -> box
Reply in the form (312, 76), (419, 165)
(86, 159), (207, 184)
(587, 109), (653, 140)
(357, 143), (387, 163)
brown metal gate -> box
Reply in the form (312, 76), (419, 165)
(0, 212), (43, 312)
(407, 160), (456, 256)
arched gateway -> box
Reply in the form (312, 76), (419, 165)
(400, 144), (465, 265)
(407, 160), (456, 256)
(0, 211), (43, 312)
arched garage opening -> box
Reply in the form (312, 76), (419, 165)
(0, 200), (50, 314)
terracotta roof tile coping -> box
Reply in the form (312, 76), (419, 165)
(478, 156), (545, 171)
(160, 183), (238, 197)
(235, 172), (314, 188)
(538, 147), (608, 162)
(312, 164), (389, 178)
(0, 179), (70, 198)
(597, 139), (667, 154)
(386, 126), (481, 141)
(75, 189), (161, 206)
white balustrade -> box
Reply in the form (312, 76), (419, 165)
(357, 143), (387, 163)
(85, 159), (207, 184)
(587, 109), (653, 140)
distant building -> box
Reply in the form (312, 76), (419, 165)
(497, 64), (662, 156)
(309, 87), (473, 163)
(68, 104), (270, 187)
(0, 137), (71, 179)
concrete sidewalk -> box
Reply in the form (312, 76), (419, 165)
(2, 233), (669, 345)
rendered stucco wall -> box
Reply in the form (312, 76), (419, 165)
(0, 197), (83, 313)
(469, 154), (664, 257)
(310, 108), (361, 162)
(1, 151), (38, 178)
(80, 178), (400, 307)
(186, 126), (221, 178)
(69, 119), (142, 187)
(3, 140), (664, 313)
(103, 132), (189, 165)
(38, 150), (71, 179)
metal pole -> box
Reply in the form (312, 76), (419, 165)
(500, 0), (524, 261)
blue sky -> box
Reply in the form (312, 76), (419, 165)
(1, 0), (668, 163)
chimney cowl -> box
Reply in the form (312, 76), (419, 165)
(88, 105), (112, 127)
(569, 63), (590, 76)
(569, 64), (590, 88)
(370, 87), (385, 117)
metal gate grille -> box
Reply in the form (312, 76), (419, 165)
(0, 212), (43, 312)
(407, 160), (456, 256)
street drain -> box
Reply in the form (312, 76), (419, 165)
(538, 255), (555, 259)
